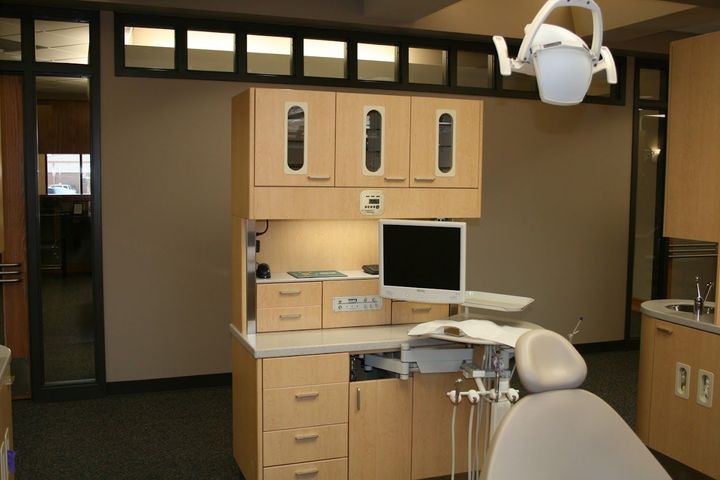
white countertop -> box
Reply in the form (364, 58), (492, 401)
(641, 299), (720, 335)
(230, 312), (542, 358)
(230, 323), (450, 358)
(0, 345), (10, 379)
(257, 270), (377, 284)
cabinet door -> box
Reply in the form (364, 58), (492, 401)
(412, 372), (471, 479)
(391, 301), (449, 325)
(410, 97), (481, 189)
(665, 35), (720, 242)
(254, 89), (335, 187)
(648, 320), (720, 478)
(349, 378), (412, 480)
(335, 93), (410, 187)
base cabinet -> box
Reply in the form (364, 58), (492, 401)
(412, 372), (472, 479)
(349, 378), (413, 479)
(638, 315), (720, 478)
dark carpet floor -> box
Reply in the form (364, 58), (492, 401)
(11, 349), (710, 479)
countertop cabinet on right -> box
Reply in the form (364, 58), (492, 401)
(664, 31), (720, 243)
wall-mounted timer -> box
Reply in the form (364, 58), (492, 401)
(360, 190), (384, 215)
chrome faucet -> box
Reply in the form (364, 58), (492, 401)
(693, 275), (715, 315)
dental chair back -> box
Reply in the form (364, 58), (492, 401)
(480, 329), (671, 480)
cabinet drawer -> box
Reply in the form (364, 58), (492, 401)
(257, 306), (322, 333)
(257, 282), (322, 309)
(264, 382), (348, 431)
(391, 301), (449, 325)
(264, 458), (348, 480)
(322, 279), (391, 328)
(263, 424), (348, 467)
(263, 353), (348, 389)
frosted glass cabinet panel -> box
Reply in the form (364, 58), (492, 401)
(335, 93), (410, 187)
(410, 97), (481, 188)
(254, 89), (335, 186)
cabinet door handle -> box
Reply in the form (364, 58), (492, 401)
(279, 314), (302, 320)
(307, 175), (331, 181)
(279, 290), (302, 296)
(0, 271), (20, 276)
(384, 176), (407, 182)
(0, 263), (20, 268)
(414, 177), (435, 183)
(294, 468), (319, 477)
(412, 307), (432, 313)
(656, 326), (674, 335)
(294, 433), (319, 441)
(356, 387), (361, 411)
(295, 391), (319, 400)
(0, 279), (20, 284)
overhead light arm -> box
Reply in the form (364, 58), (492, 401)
(492, 0), (617, 106)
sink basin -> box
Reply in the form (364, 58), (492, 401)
(665, 304), (715, 315)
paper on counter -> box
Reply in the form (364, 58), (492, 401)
(408, 319), (531, 347)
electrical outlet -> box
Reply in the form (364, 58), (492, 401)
(675, 362), (691, 400)
(697, 369), (714, 408)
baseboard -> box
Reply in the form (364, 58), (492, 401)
(107, 372), (231, 395)
(574, 338), (639, 354)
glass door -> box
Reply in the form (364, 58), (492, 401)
(626, 61), (669, 340)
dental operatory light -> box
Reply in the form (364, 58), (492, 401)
(492, 0), (617, 106)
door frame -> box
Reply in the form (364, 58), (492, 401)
(0, 4), (105, 400)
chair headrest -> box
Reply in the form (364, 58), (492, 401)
(515, 329), (587, 393)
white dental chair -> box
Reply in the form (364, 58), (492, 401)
(481, 329), (671, 480)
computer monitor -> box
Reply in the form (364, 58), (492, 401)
(379, 219), (466, 304)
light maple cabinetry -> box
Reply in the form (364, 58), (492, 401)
(348, 378), (413, 479)
(261, 353), (349, 477)
(410, 96), (482, 189)
(256, 282), (322, 333)
(391, 301), (450, 325)
(637, 315), (720, 478)
(335, 93), (411, 188)
(253, 89), (335, 187)
(664, 32), (720, 243)
(232, 87), (483, 219)
(412, 372), (473, 479)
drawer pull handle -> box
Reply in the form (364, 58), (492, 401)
(295, 391), (319, 400)
(279, 314), (302, 320)
(414, 177), (435, 183)
(656, 326), (674, 335)
(294, 468), (319, 477)
(384, 176), (407, 182)
(279, 290), (302, 296)
(307, 175), (331, 181)
(294, 433), (319, 441)
(412, 307), (432, 313)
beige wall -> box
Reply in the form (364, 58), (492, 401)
(465, 89), (633, 342)
(101, 11), (632, 381)
(101, 12), (244, 381)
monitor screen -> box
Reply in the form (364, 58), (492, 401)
(379, 219), (466, 304)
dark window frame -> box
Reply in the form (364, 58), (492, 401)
(0, 3), (106, 401)
(113, 12), (627, 106)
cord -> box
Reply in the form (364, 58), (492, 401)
(450, 404), (457, 480)
(256, 220), (269, 236)
(474, 398), (483, 480)
(468, 404), (475, 480)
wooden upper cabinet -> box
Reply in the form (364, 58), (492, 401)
(254, 89), (335, 187)
(335, 93), (410, 188)
(665, 32), (720, 242)
(410, 97), (482, 189)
